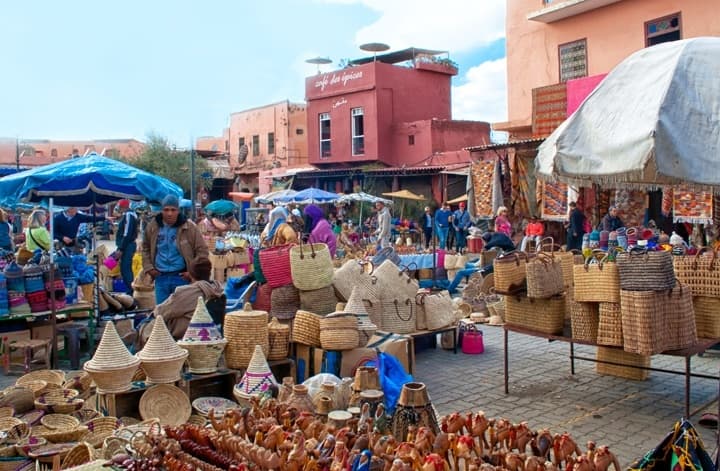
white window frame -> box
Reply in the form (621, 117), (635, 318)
(319, 112), (331, 158)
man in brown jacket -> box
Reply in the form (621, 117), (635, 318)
(141, 194), (209, 304)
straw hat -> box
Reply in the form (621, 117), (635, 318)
(137, 316), (188, 362)
(487, 314), (504, 326)
(178, 297), (225, 344)
(84, 322), (140, 371)
(233, 345), (278, 401)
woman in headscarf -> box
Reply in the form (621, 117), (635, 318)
(261, 206), (298, 246)
(303, 204), (336, 257)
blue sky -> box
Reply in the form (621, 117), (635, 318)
(0, 0), (507, 147)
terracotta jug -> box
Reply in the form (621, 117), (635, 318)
(313, 382), (338, 411)
(278, 376), (295, 404)
(288, 384), (314, 413)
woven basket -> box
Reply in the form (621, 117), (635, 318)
(617, 249), (675, 291)
(34, 389), (84, 414)
(63, 371), (93, 393)
(332, 259), (372, 301)
(83, 322), (140, 394)
(673, 248), (720, 297)
(558, 249), (581, 290)
(253, 282), (272, 312)
(0, 387), (34, 414)
(299, 285), (337, 316)
(418, 290), (455, 331)
(493, 252), (530, 294)
(101, 437), (130, 460)
(596, 346), (650, 381)
(597, 302), (623, 347)
(505, 294), (565, 334)
(526, 253), (565, 299)
(33, 425), (89, 443)
(113, 419), (161, 442)
(0, 416), (23, 434)
(373, 260), (419, 300)
(290, 243), (334, 291)
(270, 284), (300, 320)
(380, 297), (416, 334)
(177, 297), (227, 374)
(258, 244), (294, 288)
(0, 457), (27, 471)
(0, 407), (12, 419)
(569, 301), (599, 342)
(234, 345), (278, 404)
(17, 380), (49, 398)
(267, 317), (290, 360)
(139, 385), (191, 426)
(346, 286), (382, 330)
(320, 313), (359, 351)
(180, 342), (227, 374)
(40, 414), (80, 431)
(17, 370), (65, 388)
(136, 316), (188, 384)
(15, 410), (44, 427)
(60, 441), (95, 468)
(14, 437), (47, 458)
(187, 415), (208, 427)
(573, 257), (620, 303)
(85, 417), (122, 448)
(292, 310), (322, 347)
(693, 296), (720, 338)
(72, 409), (102, 424)
(224, 303), (269, 370)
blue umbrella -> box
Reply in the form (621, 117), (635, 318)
(277, 187), (340, 204)
(204, 199), (239, 215)
(0, 153), (183, 207)
(254, 189), (297, 205)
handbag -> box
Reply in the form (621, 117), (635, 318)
(258, 244), (294, 288)
(573, 254), (620, 303)
(460, 324), (484, 354)
(417, 290), (454, 330)
(673, 247), (720, 297)
(493, 251), (531, 294)
(290, 243), (334, 291)
(616, 247), (675, 291)
(525, 252), (564, 298)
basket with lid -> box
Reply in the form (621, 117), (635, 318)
(83, 322), (140, 394)
(320, 312), (359, 351)
(177, 297), (228, 374)
(233, 345), (278, 407)
(224, 303), (269, 370)
(136, 316), (188, 383)
(267, 317), (290, 360)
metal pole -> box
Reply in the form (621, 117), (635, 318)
(15, 138), (19, 170)
(49, 197), (58, 369)
(190, 144), (196, 220)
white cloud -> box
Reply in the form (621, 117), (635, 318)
(452, 57), (508, 124)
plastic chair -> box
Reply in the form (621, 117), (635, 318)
(225, 280), (257, 312)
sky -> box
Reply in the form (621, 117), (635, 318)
(0, 0), (507, 147)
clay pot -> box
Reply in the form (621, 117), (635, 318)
(313, 382), (338, 411)
(278, 377), (294, 404)
(397, 382), (431, 407)
(287, 384), (314, 413)
(353, 367), (381, 391)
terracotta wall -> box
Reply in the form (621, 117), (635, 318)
(0, 138), (145, 167)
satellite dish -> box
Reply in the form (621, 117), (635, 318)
(359, 42), (390, 62)
(306, 56), (332, 73)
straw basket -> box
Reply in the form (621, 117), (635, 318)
(569, 301), (599, 342)
(419, 290), (455, 331)
(693, 296), (720, 338)
(505, 295), (566, 335)
(292, 310), (322, 347)
(85, 417), (122, 448)
(299, 285), (337, 316)
(0, 387), (34, 415)
(177, 297), (228, 374)
(101, 436), (130, 460)
(14, 437), (47, 458)
(17, 370), (65, 388)
(60, 442), (95, 468)
(526, 253), (565, 299)
(224, 303), (269, 370)
(137, 316), (188, 383)
(15, 410), (44, 427)
(267, 317), (290, 360)
(320, 313), (359, 351)
(0, 407), (12, 419)
(573, 258), (620, 303)
(139, 385), (191, 426)
(290, 243), (334, 291)
(380, 297), (416, 335)
(63, 371), (93, 394)
(346, 286), (382, 330)
(40, 414), (80, 431)
(356, 315), (377, 347)
(596, 346), (650, 381)
(32, 425), (89, 443)
(333, 259), (372, 301)
(233, 345), (278, 406)
(373, 260), (419, 300)
(674, 248), (720, 297)
(17, 381), (49, 398)
(617, 249), (675, 291)
(597, 302), (623, 347)
(34, 389), (84, 414)
(72, 409), (102, 424)
(83, 322), (140, 394)
(269, 284), (300, 320)
(493, 252), (530, 294)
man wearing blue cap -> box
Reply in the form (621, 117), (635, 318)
(141, 194), (208, 304)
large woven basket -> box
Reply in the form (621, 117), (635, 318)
(85, 417), (122, 448)
(290, 243), (334, 291)
(267, 317), (290, 360)
(505, 294), (565, 334)
(83, 322), (140, 394)
(596, 346), (650, 381)
(16, 370), (65, 388)
(269, 284), (300, 320)
(252, 282), (272, 312)
(60, 442), (95, 469)
(136, 316), (188, 384)
(573, 257), (620, 303)
(224, 303), (269, 369)
(493, 252), (531, 294)
(332, 259), (372, 301)
(292, 310), (322, 347)
(596, 302), (623, 347)
(693, 296), (720, 338)
(418, 290), (455, 330)
(525, 253), (565, 299)
(373, 260), (419, 300)
(673, 248), (720, 297)
(346, 286), (382, 330)
(139, 385), (191, 426)
(617, 249), (675, 291)
(569, 301), (599, 342)
(299, 285), (337, 316)
(379, 297), (416, 334)
(320, 313), (359, 351)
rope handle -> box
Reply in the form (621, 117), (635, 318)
(393, 299), (413, 322)
(535, 237), (558, 255)
(497, 251), (527, 267)
(297, 242), (319, 260)
(692, 246), (717, 271)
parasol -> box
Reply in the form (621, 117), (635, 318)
(204, 199), (240, 215)
(382, 189), (426, 219)
(254, 189), (297, 205)
(275, 187), (340, 204)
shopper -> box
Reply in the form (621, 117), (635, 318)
(566, 201), (586, 251)
(262, 206), (298, 246)
(434, 202), (452, 250)
(373, 200), (392, 250)
(452, 202), (471, 252)
(304, 204), (337, 257)
(24, 209), (51, 252)
(141, 194), (208, 304)
(114, 200), (139, 295)
(421, 206), (434, 249)
(494, 206), (512, 237)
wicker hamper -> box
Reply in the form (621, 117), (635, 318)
(596, 346), (650, 380)
(319, 313), (359, 351)
(569, 301), (599, 342)
(505, 295), (565, 334)
(693, 296), (720, 338)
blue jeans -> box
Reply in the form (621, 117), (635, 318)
(154, 273), (188, 305)
(448, 263), (494, 293)
(455, 229), (467, 250)
(436, 225), (449, 250)
(120, 242), (136, 295)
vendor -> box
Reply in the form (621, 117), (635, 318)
(520, 217), (544, 252)
(261, 206), (298, 246)
(601, 205), (624, 232)
(446, 232), (516, 293)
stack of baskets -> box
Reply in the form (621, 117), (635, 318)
(177, 297), (228, 374)
(290, 243), (336, 315)
(674, 247), (720, 338)
(84, 322), (140, 393)
(136, 316), (188, 383)
(224, 303), (269, 370)
(292, 310), (322, 348)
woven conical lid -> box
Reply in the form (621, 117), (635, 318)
(137, 316), (188, 361)
(178, 297), (225, 344)
(85, 321), (140, 370)
(234, 345), (277, 398)
(227, 302), (267, 319)
(268, 317), (289, 333)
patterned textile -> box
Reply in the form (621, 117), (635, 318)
(511, 156), (537, 218)
(541, 181), (569, 222)
(532, 83), (568, 137)
(628, 419), (714, 471)
(471, 160), (495, 218)
(613, 189), (647, 228)
(673, 185), (713, 224)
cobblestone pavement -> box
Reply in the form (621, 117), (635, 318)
(413, 324), (720, 467)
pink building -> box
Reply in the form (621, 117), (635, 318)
(498, 0), (720, 138)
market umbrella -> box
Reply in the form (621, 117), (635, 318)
(254, 189), (297, 205)
(446, 194), (468, 205)
(0, 153), (183, 367)
(536, 37), (720, 189)
(382, 189), (426, 219)
(228, 192), (255, 202)
(276, 187), (340, 204)
(204, 199), (239, 215)
(337, 192), (393, 228)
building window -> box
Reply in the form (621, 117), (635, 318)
(351, 108), (364, 156)
(408, 135), (415, 146)
(238, 137), (245, 152)
(296, 128), (304, 135)
(558, 38), (587, 82)
(646, 13), (681, 46)
(252, 135), (259, 157)
(50, 148), (58, 157)
(267, 132), (275, 155)
(319, 112), (331, 158)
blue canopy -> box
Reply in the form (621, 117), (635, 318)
(0, 153), (183, 207)
(254, 189), (298, 205)
(204, 199), (239, 215)
(276, 187), (340, 204)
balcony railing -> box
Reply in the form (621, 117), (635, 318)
(527, 0), (623, 23)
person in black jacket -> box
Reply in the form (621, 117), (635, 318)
(54, 207), (105, 250)
(114, 200), (139, 294)
(566, 201), (586, 251)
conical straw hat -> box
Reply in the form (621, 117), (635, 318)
(137, 316), (188, 361)
(85, 322), (140, 371)
(178, 297), (225, 344)
(234, 345), (277, 399)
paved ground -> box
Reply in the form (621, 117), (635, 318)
(412, 324), (720, 467)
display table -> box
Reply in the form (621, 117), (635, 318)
(407, 326), (457, 374)
(503, 323), (720, 417)
(398, 253), (441, 270)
